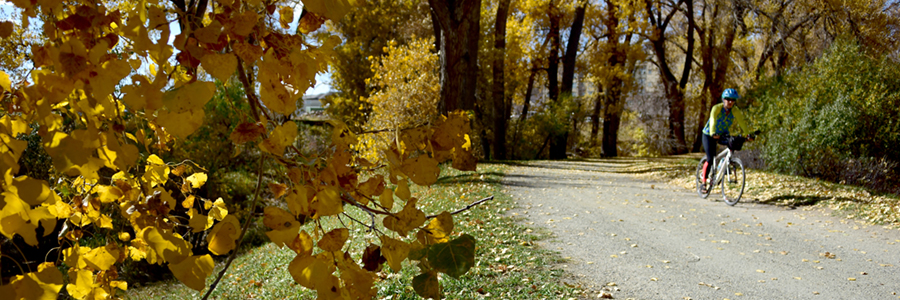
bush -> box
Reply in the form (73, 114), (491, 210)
(749, 37), (900, 194)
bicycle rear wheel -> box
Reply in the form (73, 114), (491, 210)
(722, 158), (745, 206)
(696, 157), (711, 198)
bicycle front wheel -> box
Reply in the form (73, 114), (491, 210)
(696, 157), (711, 198)
(722, 158), (745, 206)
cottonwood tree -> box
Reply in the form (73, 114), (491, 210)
(643, 0), (695, 154)
(325, 0), (433, 131)
(429, 0), (482, 114)
(584, 0), (646, 157)
(0, 1), (477, 299)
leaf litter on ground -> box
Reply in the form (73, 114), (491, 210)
(625, 154), (900, 227)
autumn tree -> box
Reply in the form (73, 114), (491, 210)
(325, 0), (434, 131)
(0, 1), (477, 299)
(358, 38), (441, 161)
(644, 0), (695, 154)
(584, 0), (645, 157)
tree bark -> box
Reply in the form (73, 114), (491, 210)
(547, 0), (567, 159)
(590, 91), (602, 146)
(561, 2), (586, 97)
(547, 1), (561, 102)
(645, 0), (693, 154)
(492, 0), (511, 160)
(429, 0), (481, 115)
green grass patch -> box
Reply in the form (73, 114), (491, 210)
(127, 163), (581, 299)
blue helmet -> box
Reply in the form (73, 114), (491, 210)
(721, 88), (740, 100)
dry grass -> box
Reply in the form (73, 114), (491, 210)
(628, 154), (900, 226)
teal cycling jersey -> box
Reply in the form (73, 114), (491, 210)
(702, 103), (750, 136)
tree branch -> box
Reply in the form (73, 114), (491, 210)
(426, 196), (493, 219)
(202, 155), (265, 300)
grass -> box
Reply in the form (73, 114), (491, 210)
(127, 163), (583, 299)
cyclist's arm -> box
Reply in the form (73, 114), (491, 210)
(733, 107), (751, 136)
(708, 105), (721, 136)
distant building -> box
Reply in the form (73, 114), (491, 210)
(292, 91), (335, 123)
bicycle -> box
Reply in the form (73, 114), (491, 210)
(695, 130), (760, 206)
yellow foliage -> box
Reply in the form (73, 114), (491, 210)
(0, 0), (475, 297)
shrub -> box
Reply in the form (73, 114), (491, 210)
(749, 37), (900, 194)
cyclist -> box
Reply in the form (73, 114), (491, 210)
(701, 88), (753, 190)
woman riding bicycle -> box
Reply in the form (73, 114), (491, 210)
(701, 88), (754, 188)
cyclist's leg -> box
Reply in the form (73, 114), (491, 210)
(702, 134), (716, 182)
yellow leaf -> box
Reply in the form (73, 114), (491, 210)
(0, 191), (29, 240)
(200, 53), (237, 83)
(395, 179), (411, 201)
(357, 175), (384, 198)
(261, 206), (301, 241)
(259, 121), (298, 156)
(424, 211), (453, 244)
(83, 243), (120, 271)
(96, 185), (123, 203)
(318, 228), (348, 252)
(379, 188), (394, 210)
(186, 172), (207, 188)
(0, 70), (10, 92)
(286, 186), (310, 217)
(312, 186), (343, 218)
(168, 254), (214, 292)
(193, 20), (223, 44)
(65, 269), (93, 299)
(189, 210), (214, 233)
(9, 176), (56, 206)
(229, 11), (258, 37)
(384, 197), (425, 237)
(140, 227), (191, 264)
(232, 41), (262, 64)
(163, 81), (216, 113)
(207, 215), (241, 255)
(156, 108), (205, 139)
(63, 246), (89, 270)
(9, 262), (63, 300)
(209, 198), (228, 221)
(110, 280), (127, 291)
(298, 11), (326, 34)
(379, 235), (409, 272)
(268, 183), (288, 198)
(290, 230), (314, 257)
(278, 6), (293, 29)
(301, 0), (354, 21)
(142, 154), (170, 188)
(288, 254), (336, 289)
(401, 156), (440, 186)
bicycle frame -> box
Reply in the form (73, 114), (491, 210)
(710, 148), (733, 186)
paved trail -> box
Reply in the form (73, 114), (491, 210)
(504, 160), (900, 300)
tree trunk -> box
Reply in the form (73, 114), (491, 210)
(645, 0), (693, 154)
(601, 91), (622, 157)
(590, 91), (602, 147)
(492, 0), (511, 160)
(429, 0), (481, 114)
(547, 0), (561, 102)
(547, 0), (566, 159)
(560, 3), (586, 97)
